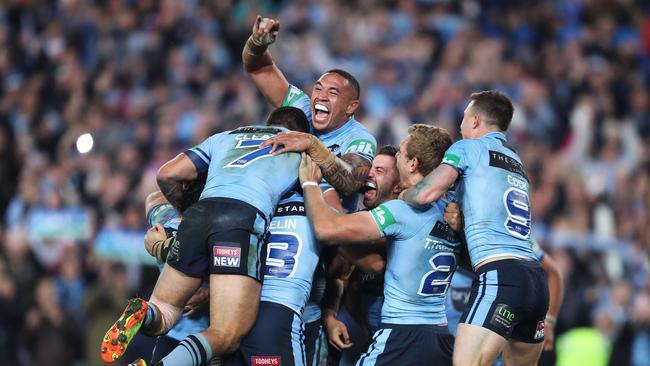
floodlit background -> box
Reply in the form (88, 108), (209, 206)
(0, 1), (648, 365)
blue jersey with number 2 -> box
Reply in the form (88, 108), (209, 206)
(369, 198), (462, 325)
(185, 125), (301, 219)
(442, 132), (536, 267)
(261, 192), (322, 316)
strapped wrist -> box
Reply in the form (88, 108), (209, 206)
(307, 136), (336, 170)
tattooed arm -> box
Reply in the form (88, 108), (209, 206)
(156, 154), (199, 212)
(322, 153), (371, 197)
(401, 164), (459, 207)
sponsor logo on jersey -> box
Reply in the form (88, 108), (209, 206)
(274, 201), (306, 217)
(491, 303), (516, 330)
(213, 244), (241, 267)
(370, 204), (396, 231)
(442, 153), (460, 167)
(229, 127), (283, 135)
(344, 139), (376, 157)
(429, 221), (461, 243)
(488, 151), (528, 180)
(251, 356), (281, 365)
(534, 320), (545, 340)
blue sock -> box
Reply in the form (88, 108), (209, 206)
(159, 333), (213, 366)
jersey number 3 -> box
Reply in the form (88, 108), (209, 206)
(265, 232), (302, 278)
(418, 253), (456, 296)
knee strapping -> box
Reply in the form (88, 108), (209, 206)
(149, 295), (183, 334)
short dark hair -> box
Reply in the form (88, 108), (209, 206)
(470, 90), (514, 131)
(325, 69), (361, 100)
(406, 124), (453, 176)
(266, 106), (310, 133)
(377, 145), (398, 157)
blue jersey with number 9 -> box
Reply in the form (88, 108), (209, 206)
(441, 132), (536, 268)
(185, 125), (301, 219)
(369, 198), (462, 325)
(261, 192), (322, 315)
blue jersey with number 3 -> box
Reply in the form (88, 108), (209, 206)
(261, 193), (322, 315)
(369, 198), (462, 325)
(185, 125), (301, 219)
(282, 85), (377, 212)
(442, 132), (536, 267)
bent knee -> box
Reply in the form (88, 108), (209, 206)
(204, 327), (246, 355)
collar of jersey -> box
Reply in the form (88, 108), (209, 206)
(486, 131), (507, 141)
(315, 117), (358, 140)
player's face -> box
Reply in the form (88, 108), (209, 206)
(460, 101), (475, 139)
(363, 154), (400, 209)
(396, 135), (412, 187)
(311, 73), (358, 134)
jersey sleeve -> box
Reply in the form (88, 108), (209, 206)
(340, 129), (377, 162)
(184, 132), (224, 173)
(368, 200), (408, 239)
(281, 84), (312, 128)
(441, 139), (481, 175)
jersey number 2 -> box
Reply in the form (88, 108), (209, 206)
(418, 253), (456, 296)
(265, 232), (302, 278)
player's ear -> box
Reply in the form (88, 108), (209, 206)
(392, 184), (404, 196)
(346, 99), (359, 115)
(410, 156), (419, 174)
(472, 113), (481, 129)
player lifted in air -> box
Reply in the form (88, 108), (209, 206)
(300, 124), (460, 366)
(401, 91), (549, 366)
(100, 107), (310, 366)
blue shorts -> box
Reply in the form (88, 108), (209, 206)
(151, 335), (179, 364)
(225, 301), (306, 366)
(167, 198), (268, 281)
(461, 259), (549, 343)
(356, 324), (454, 366)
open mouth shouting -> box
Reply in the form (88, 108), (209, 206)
(313, 103), (330, 125)
(362, 179), (377, 201)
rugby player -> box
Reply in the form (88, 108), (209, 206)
(301, 124), (460, 366)
(243, 16), (376, 212)
(401, 91), (549, 366)
(142, 191), (209, 364)
(100, 106), (310, 366)
(443, 203), (564, 351)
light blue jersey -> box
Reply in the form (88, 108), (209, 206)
(262, 192), (323, 316)
(303, 265), (326, 323)
(146, 204), (209, 341)
(282, 85), (377, 212)
(368, 199), (462, 325)
(442, 132), (536, 267)
(185, 125), (301, 219)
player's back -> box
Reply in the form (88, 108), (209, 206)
(187, 125), (301, 219)
(371, 199), (462, 325)
(443, 132), (535, 267)
(261, 192), (322, 315)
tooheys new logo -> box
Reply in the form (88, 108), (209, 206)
(213, 245), (241, 267)
(251, 356), (281, 365)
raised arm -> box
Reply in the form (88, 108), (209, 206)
(157, 153), (199, 212)
(401, 164), (458, 207)
(242, 16), (290, 107)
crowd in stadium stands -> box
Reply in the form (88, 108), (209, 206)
(0, 0), (648, 365)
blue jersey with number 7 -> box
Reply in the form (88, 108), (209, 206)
(369, 198), (462, 325)
(184, 125), (301, 219)
(441, 131), (536, 268)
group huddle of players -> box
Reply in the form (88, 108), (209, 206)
(98, 16), (563, 366)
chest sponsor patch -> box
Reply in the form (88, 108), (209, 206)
(213, 244), (241, 268)
(251, 356), (281, 366)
